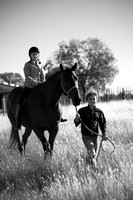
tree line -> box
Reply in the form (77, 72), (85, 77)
(0, 72), (24, 86)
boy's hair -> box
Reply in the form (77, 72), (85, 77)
(86, 89), (97, 100)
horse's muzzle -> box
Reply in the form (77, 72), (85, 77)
(72, 97), (81, 106)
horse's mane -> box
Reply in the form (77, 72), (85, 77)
(34, 66), (73, 91)
(33, 69), (61, 92)
(45, 66), (73, 83)
(45, 69), (61, 83)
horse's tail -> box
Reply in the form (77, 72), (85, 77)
(9, 127), (23, 155)
(9, 126), (18, 146)
(7, 92), (23, 155)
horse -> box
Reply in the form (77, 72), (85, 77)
(6, 63), (81, 156)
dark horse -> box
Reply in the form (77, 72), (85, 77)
(7, 63), (81, 156)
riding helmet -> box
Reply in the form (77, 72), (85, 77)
(29, 46), (40, 57)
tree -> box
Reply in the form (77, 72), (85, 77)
(52, 37), (118, 101)
(42, 59), (60, 80)
(0, 72), (24, 86)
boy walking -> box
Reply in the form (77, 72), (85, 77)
(74, 89), (107, 168)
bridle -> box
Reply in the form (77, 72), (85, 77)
(61, 72), (77, 98)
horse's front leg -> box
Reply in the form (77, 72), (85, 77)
(34, 128), (52, 157)
(48, 126), (58, 155)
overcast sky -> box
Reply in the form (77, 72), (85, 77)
(0, 0), (133, 87)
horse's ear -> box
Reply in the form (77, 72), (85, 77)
(60, 63), (64, 72)
(71, 63), (77, 71)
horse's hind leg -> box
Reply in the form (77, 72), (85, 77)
(22, 127), (32, 153)
(48, 126), (58, 154)
(34, 129), (51, 157)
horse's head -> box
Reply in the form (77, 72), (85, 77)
(60, 63), (81, 106)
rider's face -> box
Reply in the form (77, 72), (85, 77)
(30, 52), (40, 61)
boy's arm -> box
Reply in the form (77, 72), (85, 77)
(99, 111), (108, 140)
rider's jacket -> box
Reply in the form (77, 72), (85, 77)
(23, 60), (45, 88)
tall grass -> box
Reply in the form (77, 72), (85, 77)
(0, 100), (133, 199)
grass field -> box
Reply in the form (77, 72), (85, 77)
(0, 100), (133, 200)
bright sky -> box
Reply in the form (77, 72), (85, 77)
(0, 0), (133, 87)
